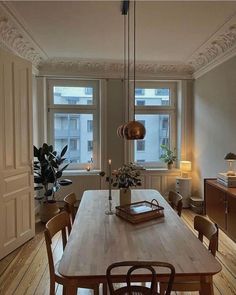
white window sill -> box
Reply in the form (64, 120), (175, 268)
(63, 169), (101, 176)
(62, 168), (180, 177)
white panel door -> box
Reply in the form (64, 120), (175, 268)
(0, 49), (35, 259)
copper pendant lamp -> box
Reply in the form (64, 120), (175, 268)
(117, 0), (146, 140)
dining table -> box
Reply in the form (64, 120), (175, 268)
(59, 189), (222, 295)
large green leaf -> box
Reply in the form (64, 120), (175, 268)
(56, 171), (62, 178)
(59, 179), (72, 186)
(33, 146), (39, 157)
(45, 189), (53, 196)
(60, 145), (68, 157)
(34, 176), (42, 184)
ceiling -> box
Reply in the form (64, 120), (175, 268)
(8, 1), (236, 64)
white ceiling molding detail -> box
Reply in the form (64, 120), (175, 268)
(188, 14), (236, 78)
(0, 2), (47, 67)
(38, 58), (194, 79)
(1, 1), (236, 79)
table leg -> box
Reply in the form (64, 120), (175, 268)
(200, 275), (214, 295)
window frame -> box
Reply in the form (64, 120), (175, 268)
(131, 81), (177, 168)
(47, 79), (100, 170)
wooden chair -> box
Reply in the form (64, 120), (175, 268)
(107, 261), (175, 295)
(64, 192), (77, 224)
(160, 215), (218, 294)
(168, 191), (183, 217)
(44, 211), (99, 295)
(194, 215), (218, 256)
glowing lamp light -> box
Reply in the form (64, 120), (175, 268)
(180, 161), (192, 178)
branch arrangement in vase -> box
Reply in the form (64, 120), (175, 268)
(100, 162), (142, 191)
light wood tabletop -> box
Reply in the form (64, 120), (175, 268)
(59, 189), (221, 294)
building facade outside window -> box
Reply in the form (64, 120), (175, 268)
(133, 81), (177, 168)
(48, 79), (100, 170)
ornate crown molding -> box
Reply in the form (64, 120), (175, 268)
(188, 15), (236, 79)
(0, 2), (47, 67)
(39, 58), (194, 79)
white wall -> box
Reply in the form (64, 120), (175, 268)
(193, 56), (236, 196)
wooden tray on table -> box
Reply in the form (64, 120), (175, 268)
(115, 199), (164, 224)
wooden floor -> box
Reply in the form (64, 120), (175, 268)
(0, 209), (235, 295)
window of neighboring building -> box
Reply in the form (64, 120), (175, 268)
(137, 140), (145, 152)
(85, 87), (93, 95)
(87, 120), (93, 132)
(70, 139), (78, 151)
(136, 100), (145, 106)
(133, 81), (176, 168)
(88, 140), (93, 152)
(48, 79), (100, 170)
(135, 88), (145, 96)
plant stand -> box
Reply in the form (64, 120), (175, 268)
(39, 201), (60, 223)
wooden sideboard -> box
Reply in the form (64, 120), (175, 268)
(204, 178), (236, 242)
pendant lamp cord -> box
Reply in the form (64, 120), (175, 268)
(127, 3), (130, 122)
(133, 0), (136, 121)
(124, 10), (128, 121)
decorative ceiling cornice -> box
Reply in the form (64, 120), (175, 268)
(39, 58), (194, 79)
(1, 1), (236, 79)
(188, 15), (236, 78)
(0, 2), (47, 67)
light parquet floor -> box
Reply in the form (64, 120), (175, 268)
(0, 209), (235, 295)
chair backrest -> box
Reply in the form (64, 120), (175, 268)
(44, 211), (71, 280)
(168, 191), (183, 217)
(106, 261), (175, 295)
(194, 215), (218, 256)
(64, 192), (77, 224)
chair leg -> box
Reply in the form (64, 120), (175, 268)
(93, 284), (100, 295)
(159, 283), (165, 295)
(50, 281), (56, 295)
(102, 282), (107, 295)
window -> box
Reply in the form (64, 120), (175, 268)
(137, 140), (145, 151)
(87, 120), (93, 132)
(136, 100), (145, 106)
(135, 88), (145, 96)
(88, 140), (93, 152)
(133, 82), (176, 168)
(70, 139), (78, 151)
(48, 79), (100, 170)
(85, 87), (93, 95)
(135, 87), (171, 106)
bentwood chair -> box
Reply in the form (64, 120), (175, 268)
(107, 261), (175, 295)
(160, 215), (218, 294)
(44, 211), (99, 295)
(168, 191), (183, 217)
(64, 192), (77, 224)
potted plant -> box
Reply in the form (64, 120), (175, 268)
(34, 143), (72, 222)
(100, 163), (142, 206)
(160, 144), (177, 169)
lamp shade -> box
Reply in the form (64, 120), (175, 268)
(180, 161), (191, 172)
(224, 152), (236, 161)
(123, 121), (146, 140)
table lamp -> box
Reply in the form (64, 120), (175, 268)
(224, 152), (236, 176)
(180, 161), (192, 178)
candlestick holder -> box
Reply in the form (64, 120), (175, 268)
(105, 197), (114, 215)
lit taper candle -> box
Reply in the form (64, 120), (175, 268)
(108, 159), (112, 200)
